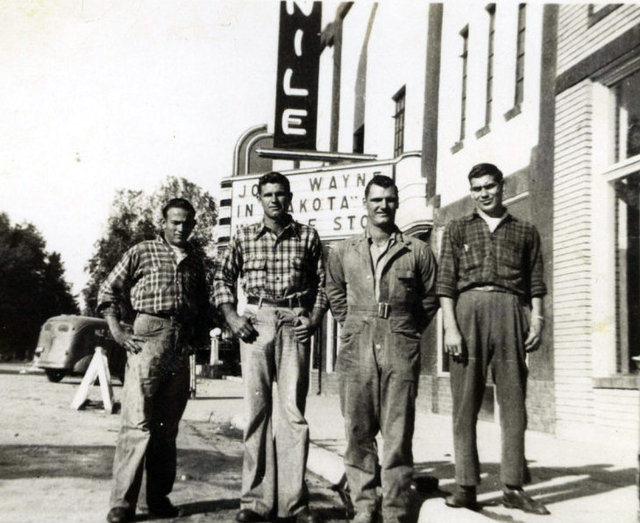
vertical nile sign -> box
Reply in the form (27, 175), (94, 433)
(273, 1), (322, 150)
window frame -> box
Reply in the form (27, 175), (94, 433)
(392, 86), (406, 157)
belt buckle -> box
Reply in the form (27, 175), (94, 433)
(377, 302), (390, 319)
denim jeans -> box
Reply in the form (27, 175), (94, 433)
(449, 290), (529, 487)
(109, 313), (190, 512)
(239, 303), (311, 519)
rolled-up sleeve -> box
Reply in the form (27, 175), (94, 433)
(435, 222), (458, 298)
(97, 247), (137, 317)
(528, 227), (546, 298)
(212, 234), (242, 308)
(325, 243), (348, 325)
(309, 230), (328, 312)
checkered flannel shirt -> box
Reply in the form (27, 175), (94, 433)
(97, 235), (208, 320)
(213, 217), (328, 311)
(436, 211), (546, 299)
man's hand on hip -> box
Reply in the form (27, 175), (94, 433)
(116, 332), (144, 354)
(105, 314), (143, 354)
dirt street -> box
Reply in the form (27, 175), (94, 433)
(0, 363), (348, 523)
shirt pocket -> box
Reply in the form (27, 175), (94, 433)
(496, 241), (522, 279)
(286, 256), (304, 288)
(244, 257), (266, 272)
(142, 264), (162, 292)
(243, 257), (267, 291)
(459, 245), (483, 272)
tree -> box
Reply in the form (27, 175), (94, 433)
(82, 176), (218, 318)
(0, 213), (79, 360)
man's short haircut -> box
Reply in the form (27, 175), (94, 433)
(162, 198), (196, 220)
(258, 171), (291, 195)
(364, 174), (398, 198)
(467, 163), (504, 184)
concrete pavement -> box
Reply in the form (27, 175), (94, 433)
(187, 376), (638, 523)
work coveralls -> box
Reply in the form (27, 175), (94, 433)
(325, 231), (438, 523)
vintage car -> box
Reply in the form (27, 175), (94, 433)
(36, 315), (129, 383)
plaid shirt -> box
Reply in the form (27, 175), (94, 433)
(213, 216), (327, 311)
(97, 235), (208, 320)
(436, 211), (546, 299)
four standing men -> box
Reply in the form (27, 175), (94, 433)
(214, 172), (326, 523)
(436, 163), (549, 515)
(101, 165), (548, 522)
(325, 175), (439, 523)
(99, 198), (209, 523)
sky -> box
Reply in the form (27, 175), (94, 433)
(0, 0), (280, 300)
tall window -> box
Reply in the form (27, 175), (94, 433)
(614, 69), (640, 162)
(485, 5), (496, 126)
(459, 27), (469, 141)
(393, 86), (405, 157)
(615, 174), (640, 373)
(514, 4), (526, 106)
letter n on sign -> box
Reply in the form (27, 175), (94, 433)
(273, 1), (322, 150)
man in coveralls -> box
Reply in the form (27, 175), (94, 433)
(99, 198), (210, 523)
(437, 163), (549, 515)
(214, 171), (326, 523)
(325, 175), (439, 523)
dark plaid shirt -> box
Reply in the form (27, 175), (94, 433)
(97, 235), (208, 319)
(436, 211), (546, 299)
(213, 216), (327, 311)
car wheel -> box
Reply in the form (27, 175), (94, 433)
(45, 369), (65, 383)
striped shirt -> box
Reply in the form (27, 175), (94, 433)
(213, 217), (327, 311)
(97, 235), (208, 319)
(436, 211), (546, 299)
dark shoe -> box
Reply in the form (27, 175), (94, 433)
(235, 508), (267, 522)
(296, 507), (321, 523)
(445, 486), (481, 511)
(106, 507), (134, 523)
(411, 474), (439, 494)
(148, 498), (182, 518)
(502, 488), (550, 515)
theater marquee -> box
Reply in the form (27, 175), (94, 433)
(228, 161), (395, 239)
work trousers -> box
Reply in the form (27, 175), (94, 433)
(110, 313), (190, 512)
(338, 313), (421, 523)
(450, 290), (529, 487)
(239, 303), (311, 519)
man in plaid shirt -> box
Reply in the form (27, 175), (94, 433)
(214, 172), (326, 523)
(437, 163), (549, 515)
(99, 198), (209, 523)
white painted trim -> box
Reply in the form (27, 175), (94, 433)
(503, 191), (529, 206)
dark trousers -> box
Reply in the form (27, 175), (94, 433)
(110, 313), (190, 512)
(450, 290), (529, 487)
(338, 315), (420, 523)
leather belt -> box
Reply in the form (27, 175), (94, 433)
(469, 285), (510, 293)
(349, 303), (411, 319)
(247, 295), (304, 308)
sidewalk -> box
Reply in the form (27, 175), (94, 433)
(186, 377), (638, 523)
